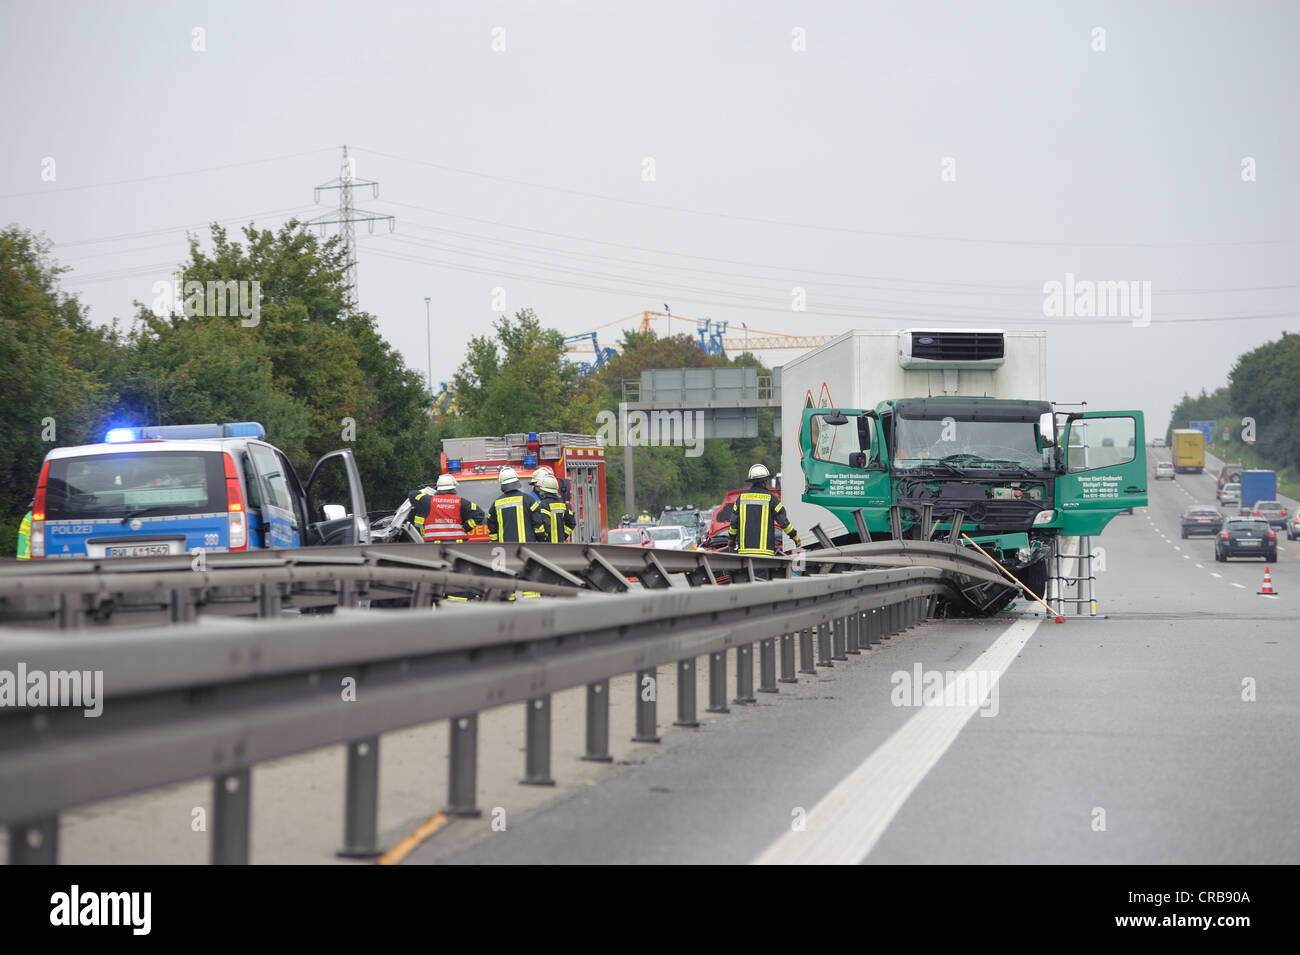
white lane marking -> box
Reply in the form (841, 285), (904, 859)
(752, 617), (1040, 866)
(1211, 572), (1223, 578)
(1183, 554), (1191, 560)
(1196, 563), (1203, 569)
(1174, 545), (1182, 551)
(1232, 583), (1246, 589)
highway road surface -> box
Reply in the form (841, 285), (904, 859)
(411, 448), (1297, 864)
(6, 448), (1293, 865)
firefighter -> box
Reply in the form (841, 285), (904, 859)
(535, 473), (576, 543)
(487, 466), (547, 543)
(16, 500), (33, 559)
(527, 466), (554, 503)
(412, 474), (485, 544)
(728, 464), (801, 564)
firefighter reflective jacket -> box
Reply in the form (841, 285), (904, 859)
(487, 492), (547, 542)
(728, 485), (798, 556)
(535, 491), (576, 543)
(413, 492), (485, 543)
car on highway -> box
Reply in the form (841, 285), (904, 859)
(1215, 517), (1277, 562)
(1218, 482), (1241, 505)
(1154, 461), (1176, 480)
(1288, 513), (1300, 541)
(1245, 500), (1288, 528)
(602, 526), (653, 547)
(647, 525), (693, 550)
(1180, 505), (1222, 538)
(1151, 436), (1166, 447)
(28, 422), (368, 559)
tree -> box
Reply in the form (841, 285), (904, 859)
(0, 227), (120, 554)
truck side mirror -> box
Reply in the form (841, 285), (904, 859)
(825, 411), (849, 426)
(1038, 412), (1056, 447)
(322, 503), (346, 521)
(848, 451), (867, 469)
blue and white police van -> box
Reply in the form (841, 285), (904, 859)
(28, 422), (369, 560)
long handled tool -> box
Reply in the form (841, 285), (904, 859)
(961, 534), (1065, 623)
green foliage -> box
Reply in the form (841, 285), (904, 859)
(1168, 331), (1300, 484)
(0, 227), (116, 554)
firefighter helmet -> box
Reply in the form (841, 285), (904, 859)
(498, 466), (520, 488)
(747, 463), (771, 482)
(540, 474), (560, 494)
(435, 474), (457, 493)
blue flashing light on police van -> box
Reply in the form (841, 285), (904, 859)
(447, 458), (462, 471)
(523, 454), (538, 468)
(104, 422), (266, 444)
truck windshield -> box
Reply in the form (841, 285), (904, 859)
(44, 450), (227, 520)
(893, 417), (1044, 470)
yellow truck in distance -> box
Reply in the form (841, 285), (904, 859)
(1171, 428), (1205, 474)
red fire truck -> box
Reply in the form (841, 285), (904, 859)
(440, 431), (608, 543)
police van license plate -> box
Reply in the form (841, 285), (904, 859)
(107, 543), (173, 558)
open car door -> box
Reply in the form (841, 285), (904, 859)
(304, 449), (371, 546)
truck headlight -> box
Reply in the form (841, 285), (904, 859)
(1032, 509), (1056, 525)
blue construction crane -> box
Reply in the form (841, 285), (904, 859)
(563, 332), (618, 375)
(696, 318), (729, 357)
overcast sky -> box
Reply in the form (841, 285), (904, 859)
(2, 0), (1296, 432)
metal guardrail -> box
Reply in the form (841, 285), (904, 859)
(0, 542), (795, 629)
(0, 540), (1015, 864)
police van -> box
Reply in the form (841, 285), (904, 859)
(28, 422), (369, 559)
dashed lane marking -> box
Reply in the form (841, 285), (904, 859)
(1232, 583), (1247, 589)
(1211, 572), (1223, 578)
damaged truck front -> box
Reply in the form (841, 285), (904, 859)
(780, 329), (1147, 614)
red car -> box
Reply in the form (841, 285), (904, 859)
(702, 487), (783, 551)
(602, 526), (654, 547)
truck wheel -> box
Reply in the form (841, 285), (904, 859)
(1018, 560), (1049, 601)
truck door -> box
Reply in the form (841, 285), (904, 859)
(304, 449), (371, 545)
(1056, 411), (1147, 535)
(564, 459), (603, 544)
(799, 407), (891, 538)
(247, 442), (302, 548)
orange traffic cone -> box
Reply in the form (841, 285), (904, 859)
(1258, 567), (1277, 595)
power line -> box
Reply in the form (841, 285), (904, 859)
(375, 199), (1300, 297)
(354, 146), (1300, 249)
(366, 246), (1299, 327)
(1, 148), (336, 200)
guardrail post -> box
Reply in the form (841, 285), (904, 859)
(633, 668), (661, 742)
(707, 651), (730, 713)
(816, 622), (833, 667)
(7, 817), (58, 864)
(522, 695), (555, 786)
(832, 617), (848, 660)
(211, 767), (251, 864)
(675, 658), (700, 727)
(445, 714), (481, 817)
(735, 644), (756, 703)
(759, 638), (778, 693)
(846, 612), (860, 654)
(338, 737), (381, 859)
(798, 628), (816, 674)
(581, 681), (613, 762)
(779, 633), (798, 683)
(170, 588), (194, 623)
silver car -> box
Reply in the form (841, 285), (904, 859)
(1247, 500), (1289, 528)
(1219, 482), (1241, 505)
(647, 525), (692, 550)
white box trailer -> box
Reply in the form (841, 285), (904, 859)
(779, 328), (1047, 538)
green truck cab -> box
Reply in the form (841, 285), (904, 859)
(798, 398), (1147, 598)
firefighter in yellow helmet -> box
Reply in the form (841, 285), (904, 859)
(487, 466), (547, 543)
(411, 474), (486, 544)
(534, 473), (576, 543)
(728, 464), (800, 559)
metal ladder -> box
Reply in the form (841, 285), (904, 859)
(1048, 535), (1099, 617)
